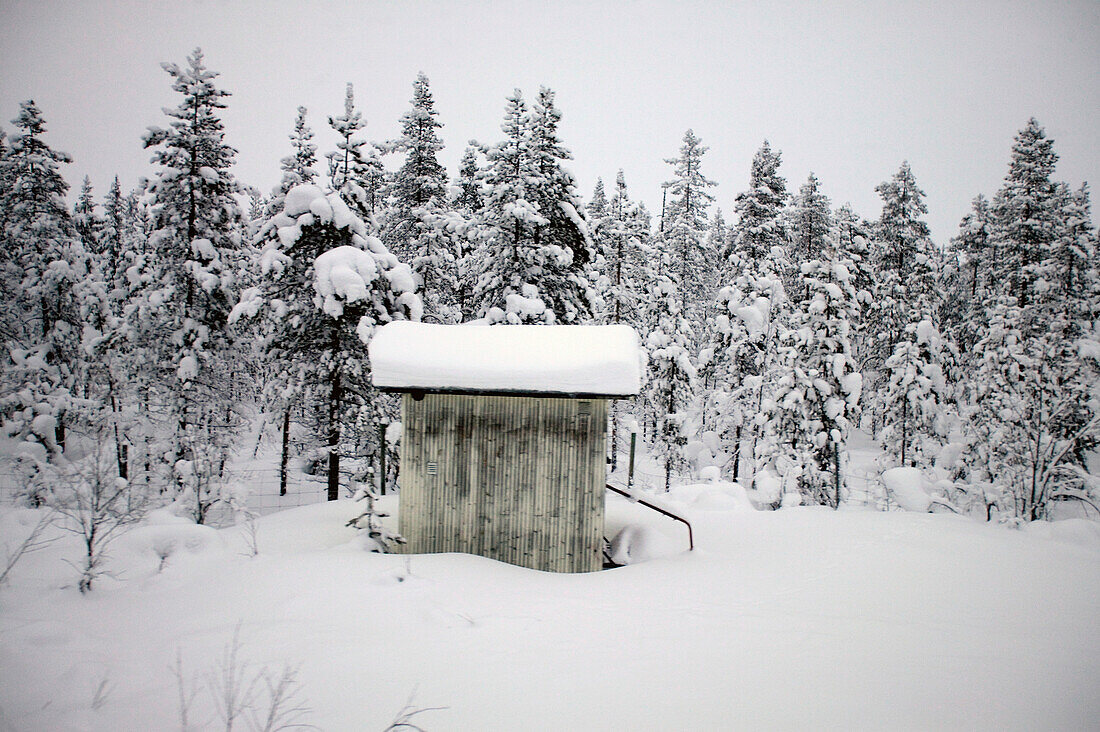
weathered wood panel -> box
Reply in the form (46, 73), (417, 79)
(399, 393), (606, 572)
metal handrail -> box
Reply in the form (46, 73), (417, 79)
(605, 483), (694, 552)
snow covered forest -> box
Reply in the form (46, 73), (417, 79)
(1, 40), (1099, 730)
(2, 48), (1096, 532)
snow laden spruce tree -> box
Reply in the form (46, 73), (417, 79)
(869, 163), (953, 469)
(130, 49), (249, 522)
(645, 262), (697, 491)
(446, 144), (486, 319)
(587, 170), (651, 469)
(943, 194), (995, 359)
(706, 141), (790, 488)
(832, 203), (875, 346)
(327, 83), (385, 227)
(244, 105), (321, 495)
(787, 173), (833, 304)
(380, 73), (461, 323)
(232, 185), (421, 501)
(589, 170), (650, 332)
(72, 176), (102, 253)
(696, 207), (727, 432)
(0, 100), (106, 464)
(99, 176), (129, 290)
(659, 129), (716, 349)
(768, 182), (863, 507)
(469, 88), (595, 325)
(964, 120), (1100, 519)
(266, 105), (317, 217)
(641, 130), (714, 483)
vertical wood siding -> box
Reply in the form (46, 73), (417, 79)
(399, 393), (607, 573)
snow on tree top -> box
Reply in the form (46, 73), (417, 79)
(369, 321), (643, 396)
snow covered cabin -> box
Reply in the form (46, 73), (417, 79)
(369, 322), (643, 573)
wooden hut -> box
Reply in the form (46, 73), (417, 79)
(369, 322), (642, 573)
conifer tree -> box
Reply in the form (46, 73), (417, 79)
(967, 293), (1098, 519)
(232, 184), (421, 501)
(280, 106), (317, 191)
(588, 171), (650, 468)
(954, 194), (994, 301)
(382, 73), (458, 323)
(879, 317), (951, 469)
(661, 129), (716, 334)
(263, 106), (318, 223)
(469, 88), (594, 325)
(527, 87), (594, 274)
(72, 176), (101, 253)
(327, 84), (385, 227)
(645, 261), (696, 491)
(943, 194), (995, 363)
(99, 176), (126, 291)
(131, 49), (249, 521)
(768, 240), (862, 506)
(865, 162), (940, 437)
(587, 177), (609, 221)
(788, 173), (833, 302)
(707, 142), (790, 486)
(722, 141), (789, 275)
(449, 144), (486, 320)
(954, 120), (1100, 519)
(0, 127), (10, 235)
(389, 73), (446, 215)
(990, 118), (1060, 309)
(455, 145), (484, 214)
(0, 101), (102, 459)
(833, 205), (875, 317)
(600, 170), (649, 332)
(91, 174), (137, 481)
(870, 162), (936, 346)
(586, 177), (613, 322)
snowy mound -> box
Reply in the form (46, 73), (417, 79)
(609, 524), (682, 565)
(666, 481), (756, 512)
(369, 321), (643, 396)
(881, 467), (932, 512)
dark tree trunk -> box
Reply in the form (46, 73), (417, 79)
(54, 412), (66, 454)
(833, 440), (841, 509)
(900, 396), (908, 466)
(732, 424), (742, 482)
(327, 368), (342, 501)
(279, 407), (291, 496)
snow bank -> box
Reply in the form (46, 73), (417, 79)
(666, 481), (755, 512)
(369, 321), (643, 395)
(112, 514), (226, 575)
(882, 467), (932, 512)
(609, 524), (680, 564)
(2, 487), (1099, 731)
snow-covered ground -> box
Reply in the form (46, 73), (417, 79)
(2, 484), (1098, 731)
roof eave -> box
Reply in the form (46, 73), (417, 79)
(376, 385), (639, 400)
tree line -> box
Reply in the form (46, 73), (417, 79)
(1, 48), (1096, 523)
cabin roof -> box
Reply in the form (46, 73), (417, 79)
(369, 322), (643, 397)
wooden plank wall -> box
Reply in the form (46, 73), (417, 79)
(399, 393), (607, 572)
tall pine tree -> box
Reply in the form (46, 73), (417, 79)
(131, 49), (249, 521)
(469, 88), (595, 325)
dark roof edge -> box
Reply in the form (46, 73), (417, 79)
(377, 386), (638, 400)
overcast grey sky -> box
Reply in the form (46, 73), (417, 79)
(1, 0), (1097, 243)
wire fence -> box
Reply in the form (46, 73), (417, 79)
(607, 459), (887, 508)
(1, 455), (890, 517)
(0, 467), (333, 521)
(227, 467), (332, 516)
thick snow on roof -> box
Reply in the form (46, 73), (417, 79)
(369, 322), (643, 396)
